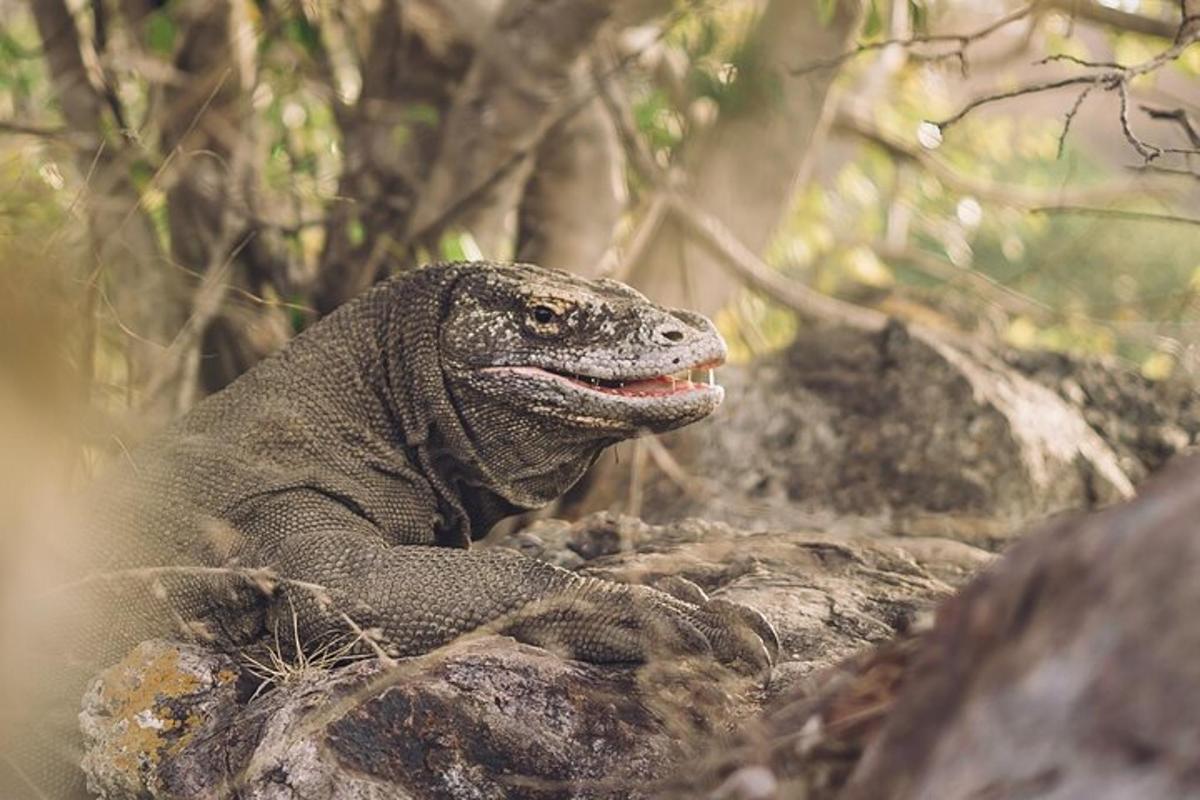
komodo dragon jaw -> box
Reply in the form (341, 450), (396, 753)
(441, 264), (727, 434)
(478, 359), (723, 432)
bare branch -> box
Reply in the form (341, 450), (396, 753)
(1126, 163), (1200, 181)
(1035, 53), (1122, 70)
(935, 73), (1102, 131)
(1032, 205), (1200, 226)
(29, 0), (108, 137)
(0, 120), (71, 138)
(1045, 0), (1183, 39)
(1056, 85), (1094, 158)
(590, 48), (663, 187)
(934, 26), (1200, 161)
(1142, 104), (1200, 148)
(1117, 79), (1160, 161)
(90, 0), (129, 135)
(834, 109), (1172, 208)
(790, 3), (1037, 76)
(665, 194), (888, 332)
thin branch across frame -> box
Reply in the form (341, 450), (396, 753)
(933, 23), (1200, 163)
(1032, 205), (1200, 226)
(790, 3), (1039, 77)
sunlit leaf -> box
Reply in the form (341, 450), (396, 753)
(1141, 351), (1175, 381)
(1006, 317), (1039, 349)
(439, 230), (483, 262)
(842, 246), (894, 288)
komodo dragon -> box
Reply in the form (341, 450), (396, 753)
(3, 261), (777, 799)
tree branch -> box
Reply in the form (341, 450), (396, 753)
(790, 3), (1037, 77)
(0, 119), (71, 138)
(934, 25), (1200, 162)
(1142, 104), (1200, 148)
(665, 194), (888, 332)
(1032, 205), (1200, 226)
(1045, 0), (1183, 40)
(834, 108), (1173, 208)
(29, 0), (108, 141)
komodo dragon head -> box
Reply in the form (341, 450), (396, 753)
(421, 262), (726, 512)
(441, 263), (726, 433)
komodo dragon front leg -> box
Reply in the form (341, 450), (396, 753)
(253, 494), (775, 673)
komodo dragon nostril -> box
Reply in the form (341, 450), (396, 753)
(660, 328), (685, 343)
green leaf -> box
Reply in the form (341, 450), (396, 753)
(283, 17), (321, 58)
(438, 229), (483, 262)
(145, 12), (176, 56)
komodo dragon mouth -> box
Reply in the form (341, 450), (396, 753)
(485, 358), (723, 399)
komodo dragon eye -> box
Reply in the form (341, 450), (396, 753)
(524, 300), (572, 336)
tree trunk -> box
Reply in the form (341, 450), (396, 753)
(624, 0), (864, 316)
(314, 0), (475, 314)
(31, 0), (191, 420)
(403, 0), (615, 255)
(515, 84), (625, 275)
(156, 0), (291, 396)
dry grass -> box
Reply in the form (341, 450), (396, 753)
(241, 596), (373, 702)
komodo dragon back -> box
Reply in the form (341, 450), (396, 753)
(2, 261), (778, 799)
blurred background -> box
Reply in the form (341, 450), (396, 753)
(1, 0), (1198, 524)
(5, 5), (1200, 794)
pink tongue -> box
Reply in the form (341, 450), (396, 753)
(610, 376), (695, 396)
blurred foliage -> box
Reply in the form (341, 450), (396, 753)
(625, 1), (1200, 373)
(0, 155), (87, 428)
(0, 0), (1197, 383)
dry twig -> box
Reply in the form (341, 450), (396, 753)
(665, 194), (888, 332)
(935, 23), (1200, 162)
(791, 3), (1038, 77)
(1032, 205), (1200, 226)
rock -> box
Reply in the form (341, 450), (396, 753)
(81, 515), (990, 799)
(1005, 348), (1200, 481)
(841, 454), (1200, 800)
(500, 513), (989, 689)
(659, 455), (1200, 800)
(79, 641), (242, 799)
(81, 637), (724, 799)
(657, 632), (925, 800)
(581, 322), (1145, 546)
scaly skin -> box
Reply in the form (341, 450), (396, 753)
(5, 262), (777, 799)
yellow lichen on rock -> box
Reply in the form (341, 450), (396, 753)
(88, 642), (234, 780)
